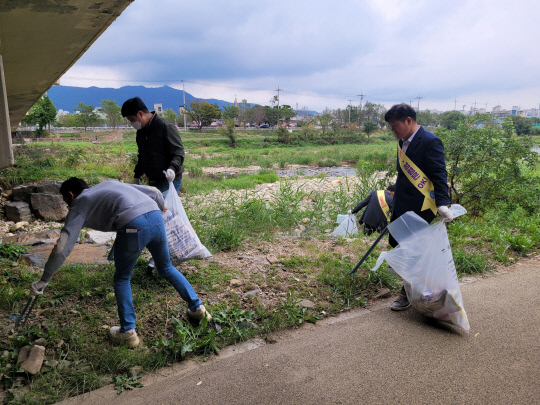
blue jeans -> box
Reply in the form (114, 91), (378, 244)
(114, 210), (201, 332)
(150, 179), (182, 199)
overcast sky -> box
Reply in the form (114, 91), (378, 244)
(62, 0), (540, 113)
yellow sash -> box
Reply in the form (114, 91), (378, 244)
(397, 144), (437, 215)
(376, 190), (391, 222)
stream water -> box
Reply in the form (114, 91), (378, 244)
(215, 166), (358, 178)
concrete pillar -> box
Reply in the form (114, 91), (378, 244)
(0, 54), (14, 169)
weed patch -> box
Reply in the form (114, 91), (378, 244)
(113, 374), (143, 395)
(0, 242), (28, 261)
(452, 248), (491, 275)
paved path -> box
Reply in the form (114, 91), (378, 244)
(61, 259), (540, 405)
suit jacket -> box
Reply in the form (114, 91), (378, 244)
(392, 126), (450, 226)
(352, 190), (394, 231)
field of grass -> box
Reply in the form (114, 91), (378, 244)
(0, 128), (539, 404)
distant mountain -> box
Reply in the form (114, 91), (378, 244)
(47, 85), (235, 113)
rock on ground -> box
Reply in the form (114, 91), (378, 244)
(30, 193), (68, 221)
(4, 201), (32, 222)
(17, 345), (45, 375)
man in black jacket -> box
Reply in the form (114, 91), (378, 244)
(348, 185), (394, 235)
(385, 103), (452, 311)
(121, 97), (184, 198)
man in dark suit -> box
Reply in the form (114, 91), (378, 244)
(385, 103), (453, 311)
(348, 185), (395, 235)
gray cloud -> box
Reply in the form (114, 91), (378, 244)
(64, 0), (540, 111)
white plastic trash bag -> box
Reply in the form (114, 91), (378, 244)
(331, 213), (358, 237)
(163, 182), (211, 262)
(371, 204), (470, 332)
(164, 180), (183, 216)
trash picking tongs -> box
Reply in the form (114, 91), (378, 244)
(9, 296), (39, 328)
(349, 227), (389, 276)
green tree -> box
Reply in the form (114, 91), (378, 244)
(238, 99), (252, 127)
(163, 108), (179, 125)
(251, 105), (266, 126)
(363, 121), (377, 141)
(73, 102), (99, 132)
(21, 95), (57, 135)
(264, 106), (279, 126)
(221, 105), (239, 120)
(416, 110), (438, 127)
(506, 115), (533, 135)
(318, 114), (332, 134)
(279, 105), (296, 123)
(439, 110), (464, 130)
(185, 100), (221, 130)
(100, 99), (122, 129)
(438, 115), (539, 216)
(362, 102), (386, 128)
(56, 113), (80, 128)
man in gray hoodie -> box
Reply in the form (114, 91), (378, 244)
(30, 177), (210, 348)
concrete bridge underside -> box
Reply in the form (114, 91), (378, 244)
(0, 0), (132, 169)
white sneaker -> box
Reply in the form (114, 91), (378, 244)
(109, 326), (140, 348)
(186, 305), (212, 322)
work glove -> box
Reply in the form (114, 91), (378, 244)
(347, 210), (353, 215)
(133, 177), (142, 185)
(165, 169), (175, 182)
(31, 280), (49, 297)
(437, 205), (453, 223)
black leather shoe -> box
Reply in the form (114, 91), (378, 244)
(391, 294), (411, 311)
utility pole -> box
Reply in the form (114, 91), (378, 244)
(274, 86), (282, 127)
(348, 99), (353, 124)
(415, 95), (423, 111)
(357, 92), (364, 110)
(182, 80), (186, 130)
(356, 91), (364, 127)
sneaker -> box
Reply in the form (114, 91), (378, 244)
(109, 326), (140, 348)
(186, 305), (212, 322)
(146, 263), (159, 277)
(390, 294), (411, 311)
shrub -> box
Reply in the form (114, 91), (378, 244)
(276, 126), (290, 145)
(220, 119), (237, 148)
(438, 116), (540, 216)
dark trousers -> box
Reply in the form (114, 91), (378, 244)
(361, 223), (377, 236)
(388, 221), (406, 296)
